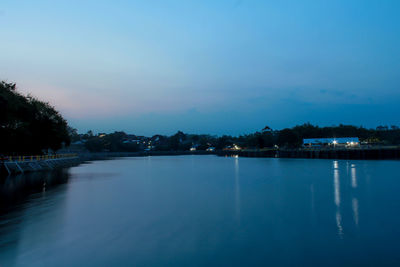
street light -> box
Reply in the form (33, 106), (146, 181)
(332, 140), (337, 148)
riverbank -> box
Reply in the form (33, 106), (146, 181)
(2, 147), (399, 176)
(78, 150), (215, 161)
(0, 155), (81, 176)
(0, 151), (216, 176)
(69, 147), (400, 162)
(218, 147), (400, 160)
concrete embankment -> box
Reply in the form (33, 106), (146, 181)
(1, 155), (81, 176)
(0, 169), (70, 212)
(217, 147), (400, 160)
(1, 151), (216, 175)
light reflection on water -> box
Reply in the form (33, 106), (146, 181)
(352, 197), (359, 226)
(1, 156), (400, 266)
(351, 164), (357, 188)
(333, 161), (341, 207)
(333, 161), (343, 238)
(234, 157), (241, 224)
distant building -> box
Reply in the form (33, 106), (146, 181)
(206, 147), (215, 152)
(233, 144), (241, 150)
(303, 137), (360, 148)
(223, 144), (242, 151)
(190, 144), (200, 151)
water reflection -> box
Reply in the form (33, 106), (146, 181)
(351, 164), (357, 188)
(352, 197), (359, 226)
(333, 161), (340, 207)
(310, 184), (315, 214)
(333, 160), (339, 170)
(1, 157), (399, 266)
(336, 211), (344, 238)
(0, 170), (70, 266)
(0, 169), (70, 214)
(350, 163), (359, 227)
(333, 161), (343, 238)
(234, 157), (241, 223)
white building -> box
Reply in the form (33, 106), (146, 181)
(303, 137), (359, 148)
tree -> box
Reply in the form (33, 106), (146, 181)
(262, 125), (272, 132)
(278, 128), (300, 148)
(0, 81), (70, 154)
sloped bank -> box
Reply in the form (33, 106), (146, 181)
(1, 155), (81, 176)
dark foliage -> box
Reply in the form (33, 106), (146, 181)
(75, 122), (400, 152)
(0, 81), (70, 155)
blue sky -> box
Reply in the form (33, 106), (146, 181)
(1, 0), (399, 135)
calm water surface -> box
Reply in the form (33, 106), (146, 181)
(1, 156), (400, 266)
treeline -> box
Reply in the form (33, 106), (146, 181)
(70, 130), (233, 152)
(0, 81), (70, 155)
(275, 124), (400, 147)
(70, 123), (400, 152)
(2, 80), (399, 155)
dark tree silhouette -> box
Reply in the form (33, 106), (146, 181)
(0, 81), (70, 155)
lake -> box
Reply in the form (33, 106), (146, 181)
(1, 155), (400, 266)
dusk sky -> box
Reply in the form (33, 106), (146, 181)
(1, 0), (399, 136)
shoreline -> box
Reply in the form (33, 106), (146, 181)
(218, 147), (400, 160)
(2, 147), (399, 176)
